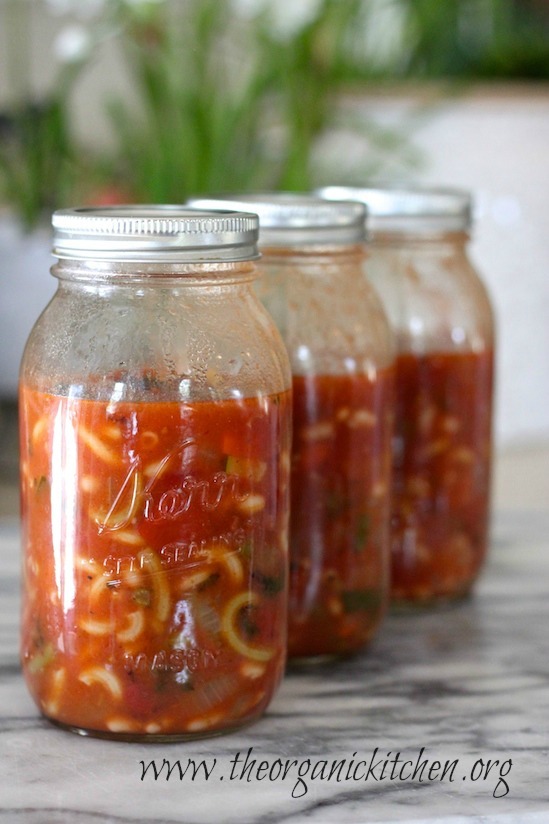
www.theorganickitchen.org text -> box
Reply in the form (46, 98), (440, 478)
(139, 746), (512, 799)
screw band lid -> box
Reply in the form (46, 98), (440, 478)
(187, 193), (367, 246)
(52, 206), (260, 261)
(317, 186), (472, 235)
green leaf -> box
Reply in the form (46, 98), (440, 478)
(341, 588), (382, 614)
(132, 588), (152, 607)
(252, 570), (285, 597)
(27, 642), (55, 675)
(33, 475), (49, 493)
(355, 513), (371, 550)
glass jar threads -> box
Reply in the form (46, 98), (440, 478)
(19, 206), (291, 740)
(190, 194), (395, 659)
(320, 186), (495, 605)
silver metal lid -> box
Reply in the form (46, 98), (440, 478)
(316, 186), (472, 235)
(52, 205), (260, 261)
(186, 193), (367, 246)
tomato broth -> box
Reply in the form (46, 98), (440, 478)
(288, 369), (393, 658)
(391, 350), (493, 602)
(20, 385), (291, 739)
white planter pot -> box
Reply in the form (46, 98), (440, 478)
(0, 213), (55, 398)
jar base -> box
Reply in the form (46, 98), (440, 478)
(390, 588), (474, 612)
(287, 653), (346, 667)
(45, 714), (258, 743)
(287, 643), (373, 666)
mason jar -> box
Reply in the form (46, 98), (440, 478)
(189, 194), (395, 659)
(319, 186), (495, 605)
(19, 206), (292, 740)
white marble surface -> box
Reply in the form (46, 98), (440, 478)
(1, 510), (549, 824)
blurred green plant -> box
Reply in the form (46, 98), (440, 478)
(387, 0), (549, 80)
(0, 100), (73, 231)
(0, 0), (106, 229)
(105, 0), (395, 199)
(0, 1), (74, 229)
(1, 0), (549, 227)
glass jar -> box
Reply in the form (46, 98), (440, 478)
(190, 194), (395, 659)
(19, 206), (292, 740)
(319, 186), (495, 605)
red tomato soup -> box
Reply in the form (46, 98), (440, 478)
(20, 384), (291, 738)
(288, 368), (394, 658)
(391, 350), (494, 602)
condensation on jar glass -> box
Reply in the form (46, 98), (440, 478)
(19, 206), (292, 741)
(319, 186), (495, 605)
(189, 193), (395, 660)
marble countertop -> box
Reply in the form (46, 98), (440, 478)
(1, 510), (548, 824)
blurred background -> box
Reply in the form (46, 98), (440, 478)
(1, 0), (548, 514)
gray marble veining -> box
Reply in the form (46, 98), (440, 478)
(1, 511), (548, 823)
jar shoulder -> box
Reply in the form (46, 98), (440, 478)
(21, 284), (291, 399)
(257, 262), (396, 373)
(365, 247), (494, 350)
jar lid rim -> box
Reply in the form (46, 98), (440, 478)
(316, 185), (472, 234)
(186, 193), (367, 245)
(52, 205), (260, 261)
